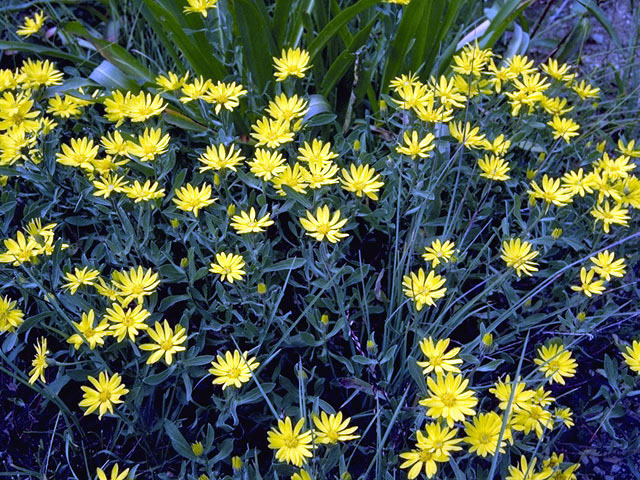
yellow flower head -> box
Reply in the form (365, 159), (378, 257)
(79, 371), (129, 419)
(139, 320), (187, 365)
(417, 337), (462, 375)
(230, 207), (275, 234)
(312, 411), (360, 444)
(402, 268), (447, 310)
(463, 411), (509, 457)
(67, 309), (110, 350)
(209, 252), (246, 283)
(172, 183), (217, 217)
(198, 143), (246, 172)
(419, 372), (478, 427)
(0, 296), (24, 333)
(500, 238), (540, 277)
(622, 340), (640, 374)
(267, 417), (314, 466)
(17, 11), (46, 37)
(340, 163), (384, 200)
(184, 0), (219, 17)
(299, 205), (348, 243)
(273, 48), (311, 82)
(28, 337), (49, 384)
(209, 350), (260, 389)
(534, 343), (577, 385)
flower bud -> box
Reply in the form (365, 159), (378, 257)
(353, 139), (361, 151)
(257, 283), (267, 294)
(552, 228), (562, 239)
(227, 204), (236, 216)
(231, 456), (243, 471)
(191, 441), (203, 456)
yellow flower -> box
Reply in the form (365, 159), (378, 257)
(47, 94), (83, 118)
(180, 77), (213, 103)
(109, 267), (159, 307)
(231, 456), (243, 471)
(540, 58), (574, 82)
(561, 168), (596, 197)
(622, 340), (640, 374)
(248, 148), (287, 181)
(312, 411), (360, 444)
(554, 407), (574, 428)
(266, 93), (309, 122)
(250, 117), (294, 148)
(230, 207), (274, 234)
(399, 432), (448, 479)
(62, 266), (101, 294)
(209, 350), (260, 389)
(534, 344), (577, 385)
(618, 138), (640, 158)
(17, 11), (46, 37)
(297, 139), (338, 165)
(590, 201), (629, 233)
(463, 411), (509, 457)
(183, 0), (219, 16)
(572, 79), (600, 100)
(339, 163), (384, 200)
(452, 44), (492, 76)
(393, 82), (432, 111)
(432, 75), (466, 108)
(589, 250), (626, 281)
(570, 267), (605, 297)
(104, 303), (151, 343)
(291, 470), (312, 480)
(172, 183), (217, 217)
(489, 375), (535, 411)
(92, 173), (129, 199)
(422, 239), (455, 268)
(417, 337), (462, 375)
(56, 137), (99, 171)
(273, 48), (311, 82)
(272, 163), (308, 195)
(104, 90), (130, 126)
(500, 238), (540, 277)
(127, 91), (166, 123)
(547, 116), (579, 143)
(396, 131), (435, 159)
(79, 371), (129, 419)
(198, 143), (246, 173)
(0, 296), (24, 333)
(0, 92), (40, 132)
(101, 131), (131, 158)
(20, 59), (63, 88)
(139, 320), (187, 365)
(123, 180), (166, 203)
(506, 456), (550, 480)
(449, 121), (486, 149)
(402, 268), (447, 310)
(67, 309), (110, 350)
(155, 71), (189, 91)
(267, 417), (314, 466)
(300, 160), (339, 188)
(299, 205), (348, 243)
(203, 81), (248, 114)
(96, 463), (131, 480)
(191, 441), (204, 456)
(528, 174), (573, 208)
(512, 404), (553, 439)
(128, 128), (170, 161)
(209, 252), (246, 283)
(478, 154), (511, 181)
(418, 422), (463, 458)
(0, 231), (39, 266)
(419, 372), (478, 427)
(28, 337), (49, 384)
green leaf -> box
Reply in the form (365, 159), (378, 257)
(263, 258), (306, 272)
(0, 41), (95, 65)
(64, 21), (153, 83)
(321, 13), (379, 96)
(308, 0), (381, 63)
(577, 0), (622, 51)
(230, 0), (277, 91)
(138, 0), (226, 80)
(164, 420), (196, 459)
(89, 60), (138, 90)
